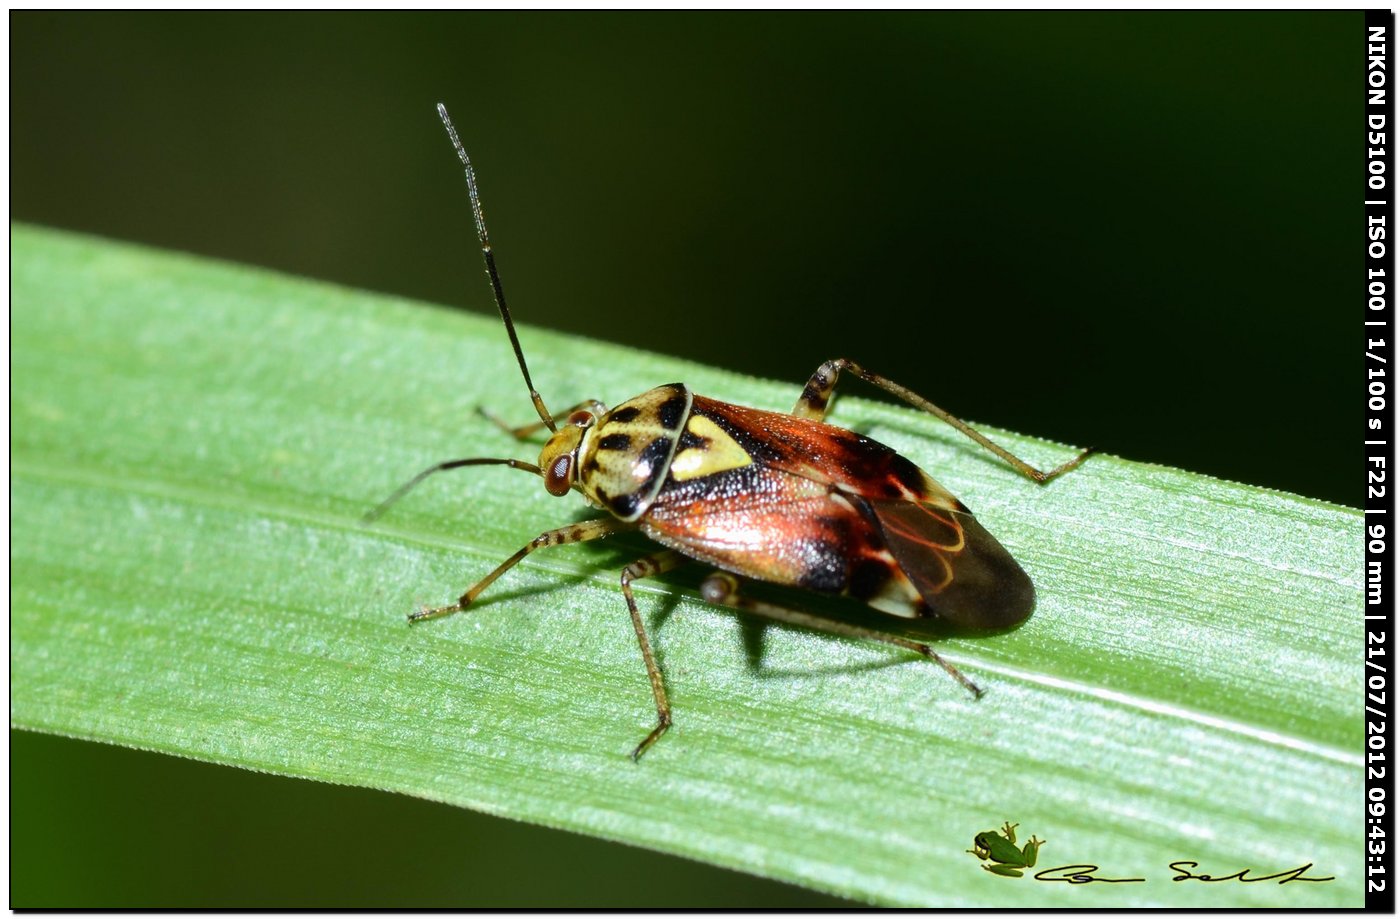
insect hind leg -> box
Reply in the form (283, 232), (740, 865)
(792, 358), (1094, 484)
(619, 550), (687, 761)
(791, 358), (846, 421)
(698, 571), (982, 697)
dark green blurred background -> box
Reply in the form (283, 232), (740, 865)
(12, 11), (1359, 907)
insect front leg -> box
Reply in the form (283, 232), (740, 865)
(697, 571), (983, 697)
(410, 517), (628, 622)
(792, 358), (1094, 484)
(619, 550), (686, 761)
(479, 400), (608, 440)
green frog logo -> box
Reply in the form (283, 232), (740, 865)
(967, 821), (1044, 877)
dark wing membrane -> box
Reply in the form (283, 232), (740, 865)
(865, 497), (1035, 629)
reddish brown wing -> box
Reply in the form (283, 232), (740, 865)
(639, 396), (1036, 629)
(685, 397), (970, 512)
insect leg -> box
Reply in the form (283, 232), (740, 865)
(478, 400), (608, 440)
(698, 571), (984, 697)
(409, 517), (629, 622)
(619, 550), (687, 761)
(792, 358), (1095, 484)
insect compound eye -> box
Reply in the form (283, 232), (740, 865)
(544, 454), (574, 496)
(566, 410), (595, 427)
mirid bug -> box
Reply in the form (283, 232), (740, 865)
(369, 104), (1095, 761)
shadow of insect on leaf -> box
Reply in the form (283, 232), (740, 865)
(737, 615), (934, 680)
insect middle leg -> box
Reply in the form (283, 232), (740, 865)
(792, 358), (1094, 483)
(619, 549), (687, 761)
(698, 571), (983, 697)
(409, 517), (628, 622)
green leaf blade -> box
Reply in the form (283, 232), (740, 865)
(12, 224), (1362, 906)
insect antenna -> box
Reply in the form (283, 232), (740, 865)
(362, 457), (543, 524)
(436, 102), (555, 433)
